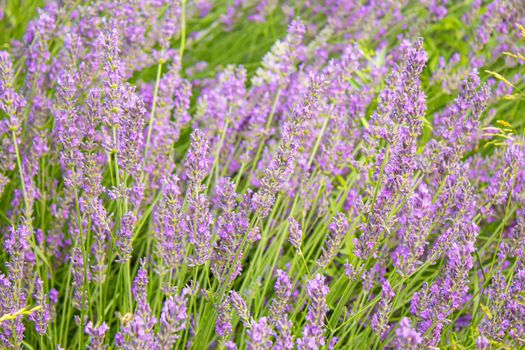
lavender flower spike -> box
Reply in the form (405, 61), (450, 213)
(85, 321), (110, 350)
(270, 270), (294, 350)
(184, 129), (213, 265)
(29, 277), (50, 335)
(116, 212), (137, 263)
(371, 280), (395, 338)
(247, 317), (273, 350)
(392, 317), (422, 349)
(255, 75), (325, 218)
(317, 213), (349, 268)
(158, 289), (189, 350)
(288, 217), (303, 253)
(297, 274), (329, 349)
(230, 290), (251, 328)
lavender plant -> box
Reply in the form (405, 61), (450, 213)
(0, 1), (525, 349)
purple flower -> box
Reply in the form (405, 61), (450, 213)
(184, 129), (213, 265)
(29, 278), (50, 335)
(476, 335), (490, 350)
(317, 213), (349, 268)
(0, 51), (26, 132)
(230, 290), (251, 328)
(411, 184), (478, 346)
(269, 269), (292, 322)
(84, 198), (109, 285)
(297, 274), (329, 349)
(70, 245), (87, 310)
(116, 212), (136, 263)
(195, 65), (246, 162)
(273, 317), (294, 350)
(394, 183), (435, 276)
(255, 75), (325, 217)
(116, 262), (157, 349)
(85, 321), (109, 350)
(392, 317), (422, 349)
(288, 217), (303, 252)
(155, 176), (186, 273)
(270, 270), (294, 350)
(252, 19), (306, 89)
(247, 317), (273, 350)
(99, 28), (145, 176)
(158, 290), (189, 349)
(55, 72), (84, 189)
(0, 272), (24, 348)
(215, 297), (233, 338)
(344, 260), (356, 280)
(211, 177), (247, 282)
(371, 280), (395, 337)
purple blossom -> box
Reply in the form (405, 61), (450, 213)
(269, 269), (292, 323)
(247, 317), (273, 350)
(394, 183), (435, 276)
(70, 245), (87, 310)
(288, 217), (303, 252)
(155, 176), (186, 272)
(1, 3), (525, 350)
(0, 51), (26, 132)
(371, 280), (395, 337)
(297, 274), (329, 349)
(270, 270), (294, 350)
(116, 262), (157, 349)
(392, 317), (422, 349)
(356, 38), (428, 261)
(230, 290), (251, 328)
(215, 297), (233, 338)
(344, 260), (356, 280)
(255, 75), (325, 217)
(211, 177), (248, 282)
(28, 278), (50, 335)
(252, 19), (306, 89)
(116, 212), (136, 263)
(158, 290), (189, 349)
(317, 213), (349, 268)
(184, 129), (213, 265)
(85, 321), (109, 350)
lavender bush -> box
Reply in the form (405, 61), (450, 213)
(0, 1), (524, 349)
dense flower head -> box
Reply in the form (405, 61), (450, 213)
(85, 321), (110, 350)
(158, 289), (189, 349)
(185, 129), (211, 190)
(116, 262), (157, 349)
(247, 317), (273, 350)
(28, 277), (50, 336)
(0, 51), (26, 131)
(371, 280), (395, 337)
(288, 216), (303, 252)
(254, 74), (325, 217)
(252, 19), (306, 89)
(393, 317), (422, 349)
(230, 290), (251, 328)
(215, 297), (233, 338)
(297, 274), (329, 349)
(269, 269), (292, 323)
(211, 177), (248, 282)
(116, 212), (136, 263)
(317, 213), (349, 268)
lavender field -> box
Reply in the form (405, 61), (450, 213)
(0, 1), (524, 349)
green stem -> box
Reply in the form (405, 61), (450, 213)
(179, 0), (187, 61)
